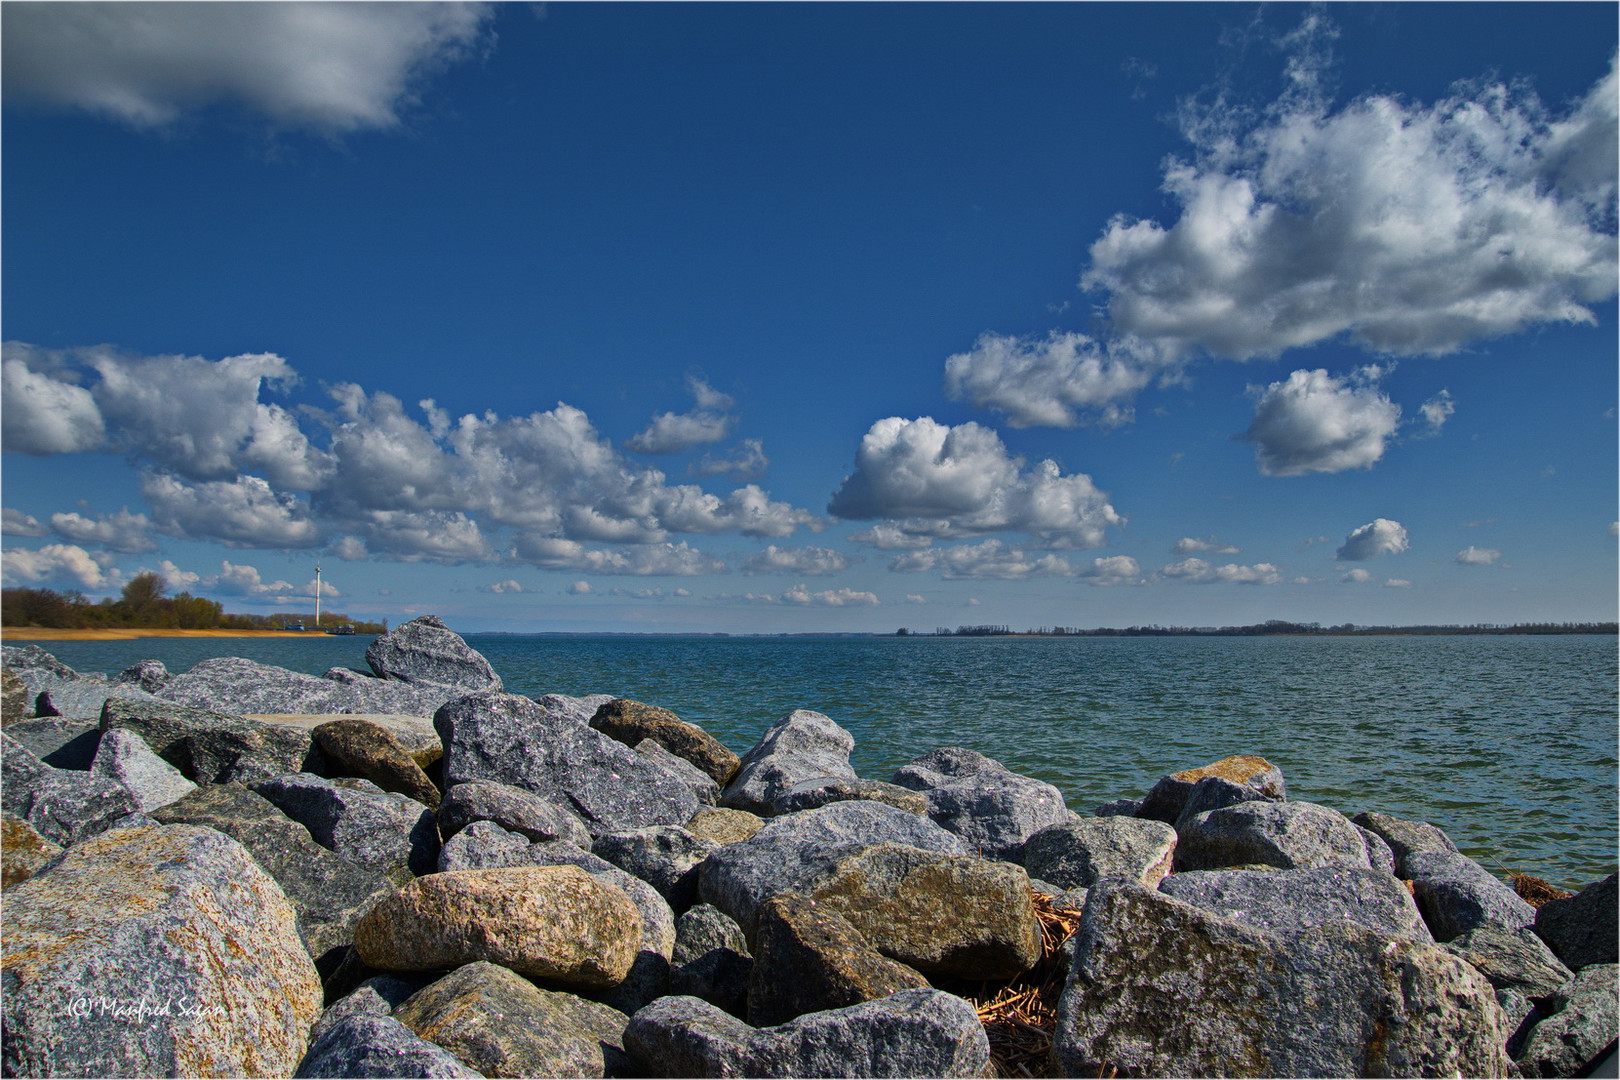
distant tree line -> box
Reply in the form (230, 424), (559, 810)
(1, 573), (387, 634)
(897, 619), (1617, 638)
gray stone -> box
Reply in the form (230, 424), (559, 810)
(1516, 964), (1620, 1078)
(309, 982), (395, 1046)
(1158, 866), (1433, 942)
(1447, 923), (1575, 1047)
(592, 698), (741, 785)
(3, 716), (101, 768)
(719, 709), (857, 815)
(593, 825), (722, 911)
(1173, 774), (1282, 829)
(366, 615), (502, 692)
(250, 772), (440, 881)
(1135, 755), (1286, 825)
(36, 678), (162, 721)
(2, 667), (32, 725)
(0, 645), (77, 694)
(1024, 816), (1177, 890)
(436, 691), (699, 836)
(1350, 810), (1461, 877)
(1, 731), (137, 847)
(1534, 872), (1618, 970)
(149, 783), (397, 960)
(100, 697), (319, 783)
(671, 904), (753, 1017)
(2, 824), (322, 1079)
(1052, 880), (1514, 1078)
(890, 746), (1069, 861)
(1, 811), (60, 890)
(769, 776), (930, 816)
(1405, 849), (1535, 942)
(437, 778), (591, 847)
(1175, 800), (1373, 872)
(686, 806), (764, 846)
(88, 726), (196, 812)
(312, 717), (441, 810)
(535, 692), (618, 724)
(624, 988), (991, 1079)
(698, 799), (971, 937)
(1094, 797), (1141, 817)
(113, 659), (170, 693)
(1356, 824), (1398, 876)
(157, 655), (456, 719)
(294, 1013), (481, 1079)
(637, 738), (721, 805)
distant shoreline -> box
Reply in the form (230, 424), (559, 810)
(0, 628), (346, 642)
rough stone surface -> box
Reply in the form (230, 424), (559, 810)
(256, 712), (441, 768)
(1357, 824), (1398, 876)
(592, 699), (741, 785)
(366, 615), (502, 692)
(769, 776), (930, 816)
(1350, 810), (1461, 876)
(624, 988), (992, 1079)
(1172, 774), (1282, 829)
(1515, 964), (1620, 1078)
(534, 693), (617, 724)
(251, 772), (440, 881)
(747, 894), (931, 1027)
(1135, 755), (1286, 825)
(100, 697), (318, 783)
(1447, 923), (1575, 1047)
(1094, 797), (1142, 818)
(295, 1013), (481, 1079)
(437, 779), (591, 848)
(0, 645), (77, 696)
(1158, 866), (1433, 942)
(718, 709), (857, 815)
(671, 904), (753, 1018)
(1052, 880), (1515, 1079)
(890, 746), (1069, 861)
(149, 782), (396, 960)
(0, 812), (60, 890)
(354, 866), (642, 987)
(312, 717), (441, 810)
(436, 692), (699, 836)
(636, 738), (721, 805)
(698, 800), (971, 937)
(157, 655), (457, 719)
(686, 806), (764, 846)
(1405, 849), (1535, 942)
(394, 960), (629, 1078)
(1533, 872), (1618, 970)
(35, 678), (162, 721)
(1175, 800), (1372, 872)
(808, 842), (1042, 979)
(594, 825), (722, 911)
(1024, 817), (1177, 890)
(2, 824), (322, 1079)
(2, 667), (30, 725)
(88, 726), (196, 812)
(2, 716), (101, 768)
(113, 659), (170, 694)
(2, 731), (137, 847)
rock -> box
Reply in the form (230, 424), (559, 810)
(3, 716), (101, 768)
(36, 678), (162, 721)
(535, 692), (618, 724)
(890, 746), (1069, 861)
(1135, 754), (1286, 824)
(1533, 872), (1618, 969)
(0, 645), (77, 689)
(87, 726), (196, 812)
(1094, 797), (1142, 817)
(746, 894), (931, 1027)
(636, 738), (721, 805)
(2, 731), (137, 847)
(2, 666), (31, 725)
(686, 806), (764, 846)
(2, 824), (322, 1078)
(623, 988), (991, 1079)
(394, 960), (630, 1079)
(1052, 879), (1514, 1078)
(312, 717), (442, 810)
(113, 659), (170, 693)
(1175, 800), (1372, 872)
(149, 782), (397, 961)
(1515, 964), (1620, 1078)
(593, 825), (722, 911)
(1350, 810), (1461, 876)
(1158, 866), (1433, 942)
(1404, 850), (1535, 942)
(353, 866), (642, 987)
(436, 692), (699, 836)
(1356, 824), (1398, 875)
(437, 778), (591, 847)
(719, 709), (857, 815)
(592, 698), (741, 785)
(311, 979), (411, 1044)
(100, 698), (318, 783)
(366, 615), (502, 692)
(1172, 774), (1282, 829)
(671, 904), (753, 1017)
(250, 772), (440, 881)
(699, 800), (971, 937)
(253, 712), (443, 767)
(295, 1013), (481, 1079)
(0, 812), (60, 889)
(1447, 924), (1575, 1049)
(158, 655), (455, 719)
(769, 776), (930, 816)
(1024, 817), (1177, 890)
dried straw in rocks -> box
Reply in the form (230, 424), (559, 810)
(968, 890), (1085, 1079)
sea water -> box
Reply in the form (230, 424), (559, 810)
(31, 632), (1618, 889)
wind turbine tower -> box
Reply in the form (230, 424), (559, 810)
(315, 566), (322, 628)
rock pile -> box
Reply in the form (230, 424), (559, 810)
(2, 620), (1614, 1079)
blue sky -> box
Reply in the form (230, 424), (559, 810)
(2, 2), (1616, 634)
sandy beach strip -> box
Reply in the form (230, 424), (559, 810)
(0, 628), (333, 642)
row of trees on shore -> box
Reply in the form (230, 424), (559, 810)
(902, 619), (1618, 637)
(0, 574), (387, 633)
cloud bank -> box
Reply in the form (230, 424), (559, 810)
(1240, 367), (1401, 476)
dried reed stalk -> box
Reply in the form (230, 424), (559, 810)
(1509, 872), (1573, 908)
(971, 891), (1085, 1079)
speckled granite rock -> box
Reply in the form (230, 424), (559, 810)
(88, 726), (196, 812)
(157, 655), (456, 720)
(890, 746), (1069, 862)
(685, 806), (764, 846)
(0, 811), (60, 890)
(2, 667), (31, 725)
(366, 615), (502, 693)
(1158, 866), (1433, 943)
(100, 698), (318, 783)
(1350, 810), (1461, 876)
(1515, 964), (1619, 1078)
(294, 1013), (480, 1079)
(1175, 800), (1373, 872)
(534, 693), (618, 724)
(593, 825), (721, 911)
(2, 731), (137, 847)
(769, 776), (930, 816)
(1405, 850), (1535, 942)
(1025, 816), (1177, 890)
(670, 904), (753, 1017)
(3, 716), (101, 768)
(250, 772), (440, 882)
(113, 659), (170, 694)
(636, 738), (722, 805)
(35, 678), (162, 722)
(437, 779), (591, 847)
(591, 699), (741, 785)
(312, 717), (442, 809)
(1135, 755), (1286, 825)
(719, 710), (858, 815)
(1533, 872), (1618, 970)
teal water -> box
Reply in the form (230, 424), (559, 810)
(31, 633), (1619, 889)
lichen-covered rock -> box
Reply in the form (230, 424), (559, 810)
(1052, 880), (1515, 1078)
(624, 988), (991, 1079)
(250, 772), (440, 882)
(437, 779), (591, 847)
(594, 825), (722, 911)
(1175, 800), (1372, 872)
(1515, 964), (1619, 1078)
(1533, 872), (1618, 970)
(686, 806), (764, 846)
(1404, 850), (1535, 942)
(671, 904), (753, 1018)
(1, 667), (31, 725)
(100, 698), (317, 783)
(2, 824), (322, 1078)
(312, 717), (441, 810)
(719, 710), (857, 815)
(2, 731), (137, 847)
(592, 699), (741, 785)
(1158, 866), (1433, 943)
(0, 812), (60, 890)
(367, 615), (502, 692)
(294, 1013), (481, 1079)
(746, 894), (931, 1026)
(1135, 754), (1286, 825)
(353, 866), (642, 987)
(1351, 810), (1461, 876)
(1024, 817), (1177, 890)
(769, 776), (930, 816)
(890, 746), (1069, 861)
(87, 727), (196, 812)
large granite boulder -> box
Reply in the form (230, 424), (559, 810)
(719, 710), (858, 815)
(889, 746), (1069, 861)
(436, 692), (699, 836)
(2, 824), (322, 1078)
(294, 1013), (480, 1079)
(312, 717), (441, 810)
(1446, 923), (1575, 1050)
(535, 692), (618, 724)
(1158, 866), (1433, 943)
(0, 645), (77, 693)
(2, 731), (137, 847)
(250, 772), (440, 882)
(670, 904), (753, 1018)
(1404, 850), (1535, 942)
(157, 655), (455, 720)
(769, 776), (930, 817)
(1175, 800), (1372, 872)
(594, 825), (722, 911)
(353, 866), (642, 987)
(1533, 872), (1618, 970)
(686, 806), (764, 846)
(1052, 880), (1514, 1078)
(1024, 817), (1177, 890)
(636, 738), (722, 805)
(625, 988), (991, 1079)
(3, 716), (101, 768)
(1135, 754), (1286, 824)
(100, 698), (318, 783)
(113, 659), (170, 694)
(35, 678), (162, 722)
(2, 666), (31, 725)
(367, 615), (502, 692)
(437, 779), (592, 848)
(591, 699), (741, 785)
(0, 812), (60, 890)
(1350, 810), (1461, 876)
(87, 727), (196, 812)
(1515, 964), (1619, 1078)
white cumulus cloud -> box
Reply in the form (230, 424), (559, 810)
(49, 508), (157, 553)
(1455, 545), (1503, 566)
(742, 545), (854, 576)
(1173, 536), (1241, 555)
(889, 539), (1079, 580)
(1418, 391), (1456, 435)
(1240, 367), (1401, 476)
(627, 377), (737, 454)
(943, 331), (1160, 428)
(1335, 518), (1410, 561)
(2, 508), (48, 538)
(143, 472), (323, 549)
(782, 584), (880, 607)
(481, 579), (525, 594)
(1, 352), (107, 454)
(1158, 558), (1283, 585)
(1, 543), (122, 590)
(1080, 555), (1143, 586)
